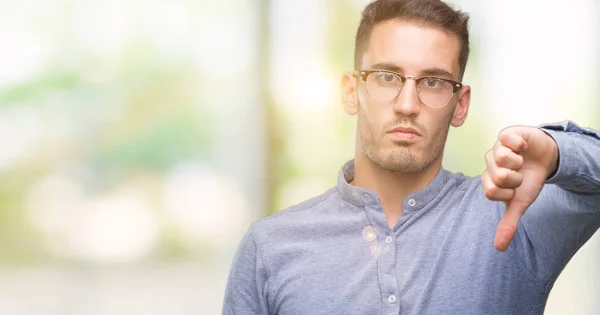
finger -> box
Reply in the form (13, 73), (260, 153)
(485, 149), (524, 188)
(490, 167), (523, 188)
(498, 130), (527, 153)
(482, 171), (516, 201)
(494, 200), (529, 251)
(493, 145), (524, 170)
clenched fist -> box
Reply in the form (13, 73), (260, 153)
(483, 126), (559, 251)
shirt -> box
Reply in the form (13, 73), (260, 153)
(222, 121), (600, 315)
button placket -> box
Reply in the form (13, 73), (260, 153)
(378, 229), (399, 313)
(363, 197), (399, 314)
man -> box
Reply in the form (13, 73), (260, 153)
(222, 0), (600, 314)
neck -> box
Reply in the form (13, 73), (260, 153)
(352, 150), (442, 228)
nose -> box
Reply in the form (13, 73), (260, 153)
(392, 77), (421, 117)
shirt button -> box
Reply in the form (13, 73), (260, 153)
(385, 236), (393, 244)
(388, 295), (397, 303)
(408, 198), (416, 207)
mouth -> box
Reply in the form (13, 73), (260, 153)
(386, 126), (421, 141)
(388, 126), (421, 135)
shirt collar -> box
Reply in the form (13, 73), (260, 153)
(337, 159), (451, 209)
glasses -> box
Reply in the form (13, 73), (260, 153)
(354, 70), (463, 109)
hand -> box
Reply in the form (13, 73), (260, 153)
(482, 126), (559, 251)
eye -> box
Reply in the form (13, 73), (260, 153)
(422, 78), (442, 88)
(381, 74), (396, 82)
(374, 72), (401, 86)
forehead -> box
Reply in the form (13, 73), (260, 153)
(362, 20), (460, 78)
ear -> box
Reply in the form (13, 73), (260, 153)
(341, 71), (359, 115)
(451, 85), (471, 127)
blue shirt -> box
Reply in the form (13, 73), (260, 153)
(222, 121), (600, 315)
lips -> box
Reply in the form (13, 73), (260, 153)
(387, 126), (421, 136)
(386, 126), (421, 142)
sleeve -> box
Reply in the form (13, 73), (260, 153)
(513, 121), (600, 285)
(222, 226), (270, 315)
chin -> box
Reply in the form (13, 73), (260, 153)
(391, 140), (413, 147)
(369, 149), (425, 173)
(380, 160), (427, 173)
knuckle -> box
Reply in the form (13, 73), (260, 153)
(499, 169), (509, 181)
(496, 150), (509, 165)
(516, 155), (524, 167)
(484, 189), (493, 199)
(484, 185), (498, 199)
(499, 129), (512, 140)
(514, 173), (523, 186)
(493, 170), (509, 185)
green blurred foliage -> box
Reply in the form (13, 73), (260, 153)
(0, 42), (215, 263)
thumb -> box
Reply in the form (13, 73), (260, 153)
(494, 199), (529, 251)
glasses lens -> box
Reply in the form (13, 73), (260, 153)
(417, 78), (454, 108)
(365, 71), (403, 102)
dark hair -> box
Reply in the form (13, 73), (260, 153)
(354, 0), (470, 79)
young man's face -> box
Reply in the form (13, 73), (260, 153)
(343, 20), (471, 173)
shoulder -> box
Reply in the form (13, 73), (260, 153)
(262, 187), (339, 221)
(445, 170), (481, 192)
(445, 170), (507, 225)
(249, 187), (340, 242)
(444, 170), (505, 214)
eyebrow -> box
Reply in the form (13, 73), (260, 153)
(370, 62), (403, 73)
(420, 68), (455, 79)
(370, 62), (455, 79)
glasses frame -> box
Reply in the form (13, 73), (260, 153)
(354, 69), (463, 109)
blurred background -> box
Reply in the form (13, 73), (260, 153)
(0, 0), (598, 314)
